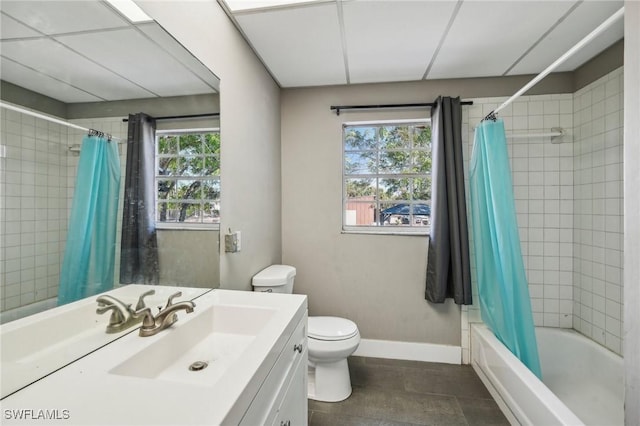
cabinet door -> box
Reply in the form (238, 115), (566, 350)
(273, 350), (308, 426)
(240, 315), (307, 426)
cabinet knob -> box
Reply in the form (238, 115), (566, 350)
(293, 344), (303, 353)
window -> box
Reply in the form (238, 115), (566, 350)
(343, 120), (431, 233)
(155, 129), (220, 228)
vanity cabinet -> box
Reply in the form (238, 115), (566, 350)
(240, 313), (308, 426)
(271, 352), (307, 426)
(1, 290), (308, 426)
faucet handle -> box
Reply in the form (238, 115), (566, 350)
(135, 289), (156, 311)
(96, 304), (126, 325)
(131, 307), (156, 328)
(164, 291), (183, 309)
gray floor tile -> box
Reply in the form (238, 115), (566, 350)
(309, 411), (421, 426)
(307, 356), (508, 426)
(310, 386), (468, 425)
(404, 367), (493, 399)
(456, 397), (510, 426)
(349, 361), (408, 392)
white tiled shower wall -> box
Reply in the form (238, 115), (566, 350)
(461, 66), (625, 362)
(0, 111), (127, 312)
(0, 109), (69, 310)
(572, 68), (624, 355)
(460, 92), (575, 362)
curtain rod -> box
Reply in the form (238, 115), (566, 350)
(330, 101), (474, 116)
(0, 100), (122, 142)
(121, 112), (220, 122)
(484, 6), (624, 122)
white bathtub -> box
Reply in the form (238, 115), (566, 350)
(0, 298), (58, 325)
(471, 323), (623, 426)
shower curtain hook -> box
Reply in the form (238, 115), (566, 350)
(482, 111), (497, 122)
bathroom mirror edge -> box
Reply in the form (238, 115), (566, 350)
(0, 1), (222, 325)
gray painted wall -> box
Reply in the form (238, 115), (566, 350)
(139, 1), (282, 291)
(624, 2), (639, 423)
(66, 94), (219, 120)
(157, 230), (220, 288)
(1, 80), (67, 118)
(1, 81), (219, 121)
(574, 39), (624, 91)
(279, 64), (620, 346)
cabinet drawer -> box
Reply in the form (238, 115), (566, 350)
(240, 315), (307, 426)
(271, 348), (307, 426)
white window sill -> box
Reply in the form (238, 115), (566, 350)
(156, 223), (220, 231)
(341, 229), (430, 237)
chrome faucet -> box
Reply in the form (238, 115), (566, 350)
(133, 291), (195, 337)
(96, 289), (155, 333)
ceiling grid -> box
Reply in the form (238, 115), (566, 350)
(421, 0), (464, 80)
(221, 0), (623, 88)
(0, 0), (219, 103)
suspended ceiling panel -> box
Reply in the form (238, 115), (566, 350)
(0, 58), (103, 103)
(56, 28), (214, 98)
(0, 1), (219, 104)
(222, 0), (624, 88)
(342, 1), (457, 84)
(1, 38), (153, 100)
(427, 1), (575, 79)
(0, 14), (41, 39)
(236, 3), (347, 87)
(225, 0), (326, 12)
(508, 1), (624, 75)
(137, 23), (219, 88)
(0, 1), (127, 34)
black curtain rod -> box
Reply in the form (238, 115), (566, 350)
(330, 101), (473, 116)
(122, 112), (220, 122)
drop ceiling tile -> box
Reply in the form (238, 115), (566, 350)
(0, 1), (128, 35)
(226, 0), (326, 12)
(1, 38), (154, 101)
(342, 1), (457, 84)
(1, 59), (102, 103)
(56, 28), (216, 97)
(508, 1), (624, 75)
(556, 20), (623, 72)
(136, 22), (220, 93)
(236, 3), (346, 87)
(427, 1), (575, 79)
(0, 13), (42, 39)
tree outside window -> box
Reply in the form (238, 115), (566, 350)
(343, 121), (431, 232)
(156, 130), (220, 226)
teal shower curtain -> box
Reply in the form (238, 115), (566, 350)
(58, 135), (121, 305)
(469, 119), (542, 378)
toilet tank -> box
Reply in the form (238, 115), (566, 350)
(252, 265), (296, 294)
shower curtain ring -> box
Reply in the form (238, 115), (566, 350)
(482, 111), (497, 122)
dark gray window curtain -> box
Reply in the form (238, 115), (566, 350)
(120, 113), (159, 284)
(425, 97), (472, 304)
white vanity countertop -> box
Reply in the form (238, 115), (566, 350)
(0, 285), (212, 400)
(0, 289), (307, 425)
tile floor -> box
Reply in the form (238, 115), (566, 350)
(308, 356), (509, 426)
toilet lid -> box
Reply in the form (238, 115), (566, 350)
(308, 316), (358, 341)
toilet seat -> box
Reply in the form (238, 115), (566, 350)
(308, 316), (358, 341)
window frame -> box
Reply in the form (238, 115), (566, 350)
(342, 119), (431, 236)
(154, 127), (220, 231)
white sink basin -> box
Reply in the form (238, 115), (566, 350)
(0, 285), (211, 398)
(110, 304), (277, 386)
(0, 289), (308, 425)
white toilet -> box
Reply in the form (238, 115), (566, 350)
(252, 265), (360, 402)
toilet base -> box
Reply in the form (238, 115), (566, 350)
(307, 358), (352, 402)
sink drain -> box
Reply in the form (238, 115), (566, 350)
(188, 361), (209, 371)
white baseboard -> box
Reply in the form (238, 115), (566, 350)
(353, 338), (461, 364)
